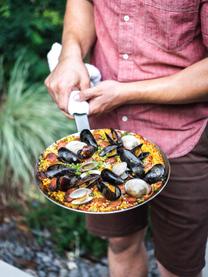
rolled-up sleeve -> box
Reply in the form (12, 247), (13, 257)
(201, 0), (208, 47)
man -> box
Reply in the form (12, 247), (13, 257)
(45, 1), (208, 276)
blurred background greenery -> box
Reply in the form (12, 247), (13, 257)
(0, 0), (107, 258)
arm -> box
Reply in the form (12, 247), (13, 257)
(80, 57), (208, 115)
(45, 0), (96, 113)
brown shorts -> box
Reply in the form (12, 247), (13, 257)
(86, 125), (208, 276)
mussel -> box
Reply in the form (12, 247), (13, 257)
(143, 164), (166, 184)
(80, 129), (98, 150)
(117, 148), (145, 178)
(97, 182), (121, 201)
(105, 129), (122, 147)
(58, 147), (81, 164)
(101, 169), (124, 185)
(45, 164), (75, 178)
(137, 152), (150, 161)
(58, 175), (79, 191)
(99, 144), (118, 157)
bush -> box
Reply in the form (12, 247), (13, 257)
(26, 200), (107, 258)
(0, 53), (75, 196)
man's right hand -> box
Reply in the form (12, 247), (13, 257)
(44, 57), (90, 115)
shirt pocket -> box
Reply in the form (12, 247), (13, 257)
(144, 0), (199, 52)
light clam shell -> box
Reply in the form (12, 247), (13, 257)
(125, 179), (150, 198)
(112, 162), (127, 176)
(80, 161), (98, 172)
(80, 170), (101, 179)
(65, 140), (87, 154)
(70, 188), (93, 205)
(121, 135), (141, 150)
(69, 188), (92, 199)
(71, 196), (93, 205)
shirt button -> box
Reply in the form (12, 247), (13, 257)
(124, 15), (130, 22)
(122, 53), (129, 60)
(122, 115), (128, 122)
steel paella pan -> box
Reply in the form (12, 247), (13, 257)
(34, 125), (170, 215)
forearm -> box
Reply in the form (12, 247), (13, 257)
(59, 0), (96, 62)
(121, 58), (208, 105)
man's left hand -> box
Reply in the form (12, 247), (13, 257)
(79, 80), (125, 115)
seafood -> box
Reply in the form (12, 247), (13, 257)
(121, 135), (141, 150)
(97, 182), (121, 201)
(69, 188), (93, 205)
(99, 144), (118, 157)
(58, 175), (79, 191)
(101, 169), (124, 185)
(125, 179), (150, 198)
(76, 174), (101, 188)
(80, 129), (98, 149)
(58, 147), (80, 164)
(65, 141), (87, 154)
(143, 164), (166, 184)
(77, 145), (95, 159)
(80, 161), (98, 172)
(112, 162), (128, 177)
(117, 148), (145, 177)
(45, 164), (75, 178)
(37, 128), (168, 213)
(105, 129), (122, 147)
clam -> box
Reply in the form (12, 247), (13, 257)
(125, 178), (151, 198)
(65, 140), (87, 154)
(69, 188), (93, 205)
(112, 162), (127, 176)
(80, 161), (98, 172)
(121, 135), (141, 150)
(80, 170), (101, 179)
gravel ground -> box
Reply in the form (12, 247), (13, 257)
(0, 219), (160, 277)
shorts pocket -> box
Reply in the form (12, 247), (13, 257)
(144, 0), (199, 52)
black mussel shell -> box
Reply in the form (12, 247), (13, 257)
(137, 152), (150, 161)
(80, 129), (98, 149)
(143, 164), (166, 184)
(101, 169), (124, 185)
(99, 144), (118, 157)
(130, 164), (145, 178)
(131, 144), (143, 157)
(97, 182), (121, 201)
(58, 175), (79, 191)
(105, 129), (122, 147)
(77, 145), (95, 159)
(118, 148), (143, 168)
(45, 164), (76, 178)
(58, 147), (80, 164)
(77, 174), (101, 188)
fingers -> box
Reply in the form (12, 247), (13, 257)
(79, 86), (100, 101)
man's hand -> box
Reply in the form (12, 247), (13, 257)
(44, 57), (90, 115)
(80, 80), (125, 115)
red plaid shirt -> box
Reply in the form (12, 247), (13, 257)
(90, 0), (208, 158)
